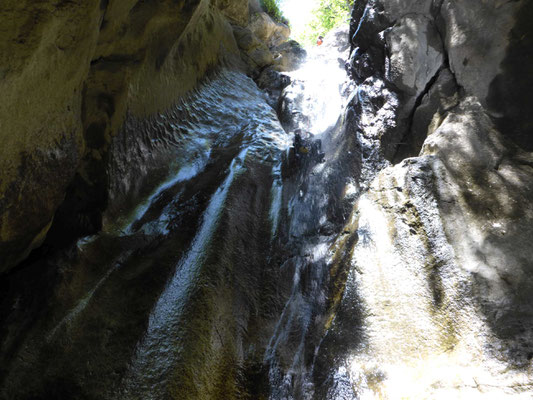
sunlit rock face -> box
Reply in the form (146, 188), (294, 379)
(233, 10), (305, 77)
(316, 0), (533, 397)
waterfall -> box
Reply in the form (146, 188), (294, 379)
(3, 1), (533, 398)
(264, 27), (357, 400)
(121, 149), (249, 399)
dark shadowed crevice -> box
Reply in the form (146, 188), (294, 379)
(392, 66), (445, 163)
(487, 0), (533, 151)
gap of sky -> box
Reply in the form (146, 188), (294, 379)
(279, 0), (320, 40)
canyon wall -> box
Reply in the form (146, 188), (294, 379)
(1, 0), (533, 399)
(0, 2), (302, 399)
(313, 0), (533, 397)
(0, 0), (295, 273)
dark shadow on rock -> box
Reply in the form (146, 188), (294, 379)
(312, 265), (366, 400)
(0, 144), (240, 399)
(487, 1), (533, 151)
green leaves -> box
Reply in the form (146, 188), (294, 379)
(297, 0), (352, 45)
(260, 0), (287, 24)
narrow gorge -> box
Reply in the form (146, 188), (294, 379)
(1, 0), (532, 399)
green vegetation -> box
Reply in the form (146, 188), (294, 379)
(260, 0), (287, 24)
(298, 0), (353, 45)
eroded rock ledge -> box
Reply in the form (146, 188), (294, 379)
(0, 0), (302, 273)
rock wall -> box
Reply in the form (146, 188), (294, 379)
(0, 0), (297, 273)
(314, 0), (533, 397)
(0, 2), (304, 399)
(2, 0), (532, 398)
(0, 69), (291, 400)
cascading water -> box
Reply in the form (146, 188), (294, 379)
(0, 69), (292, 399)
(286, 40), (351, 135)
(263, 27), (360, 399)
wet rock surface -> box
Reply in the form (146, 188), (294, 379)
(256, 66), (291, 109)
(0, 22), (355, 400)
(0, 0), (295, 274)
(271, 40), (307, 72)
(0, 0), (242, 273)
(1, 0), (533, 399)
(0, 70), (289, 400)
(314, 0), (533, 398)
